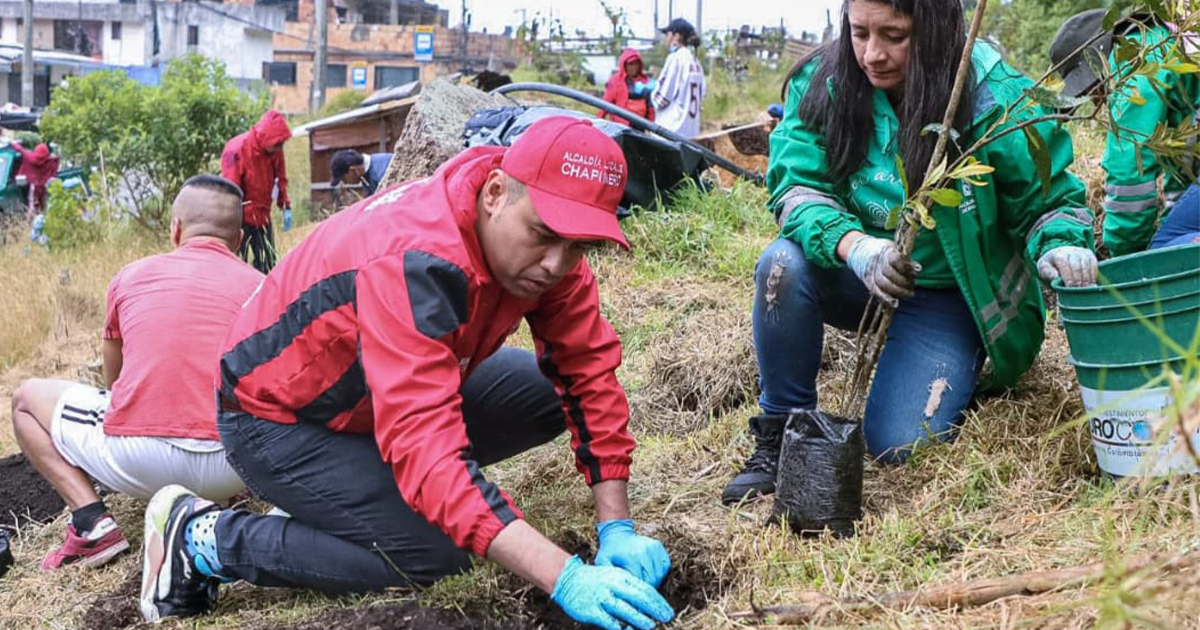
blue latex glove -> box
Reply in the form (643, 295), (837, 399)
(630, 79), (657, 98)
(281, 207), (293, 232)
(594, 519), (671, 588)
(767, 103), (784, 119)
(551, 556), (674, 630)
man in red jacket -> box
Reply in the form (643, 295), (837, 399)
(13, 142), (60, 218)
(220, 110), (292, 273)
(140, 117), (676, 630)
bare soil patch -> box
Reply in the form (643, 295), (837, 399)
(79, 568), (140, 630)
(0, 453), (65, 528)
(258, 601), (534, 630)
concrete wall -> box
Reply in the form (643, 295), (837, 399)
(154, 2), (283, 81)
(101, 19), (146, 66)
(227, 29), (274, 82)
(0, 19), (56, 49)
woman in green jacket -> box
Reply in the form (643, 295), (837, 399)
(1050, 10), (1200, 256)
(722, 0), (1099, 505)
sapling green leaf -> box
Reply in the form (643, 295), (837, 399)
(927, 188), (964, 208)
(1021, 125), (1053, 196)
(885, 205), (902, 230)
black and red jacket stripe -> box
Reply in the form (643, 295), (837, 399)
(218, 147), (634, 556)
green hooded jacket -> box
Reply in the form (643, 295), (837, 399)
(767, 43), (1093, 390)
(1100, 23), (1200, 257)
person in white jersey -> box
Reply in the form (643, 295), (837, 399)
(652, 18), (707, 139)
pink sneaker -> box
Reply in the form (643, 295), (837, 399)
(40, 515), (130, 570)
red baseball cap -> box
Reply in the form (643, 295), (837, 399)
(500, 116), (630, 250)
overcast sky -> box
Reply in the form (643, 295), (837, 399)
(449, 0), (845, 39)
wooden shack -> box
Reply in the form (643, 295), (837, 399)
(293, 96), (417, 216)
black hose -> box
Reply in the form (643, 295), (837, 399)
(491, 82), (765, 185)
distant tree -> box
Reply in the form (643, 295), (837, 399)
(978, 0), (1112, 74)
(41, 54), (267, 230)
(598, 0), (632, 56)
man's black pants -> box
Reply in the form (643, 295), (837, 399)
(214, 348), (566, 592)
(238, 222), (276, 274)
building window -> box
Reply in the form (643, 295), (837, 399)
(256, 0), (299, 23)
(111, 22), (122, 40)
(374, 66), (419, 90)
(263, 61), (297, 86)
(53, 19), (101, 56)
(326, 64), (347, 87)
(187, 25), (199, 46)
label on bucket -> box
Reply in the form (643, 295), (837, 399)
(1080, 386), (1200, 477)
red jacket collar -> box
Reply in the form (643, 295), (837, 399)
(437, 146), (507, 286)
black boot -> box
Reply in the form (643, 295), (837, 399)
(721, 414), (787, 504)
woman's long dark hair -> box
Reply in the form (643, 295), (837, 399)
(786, 0), (975, 185)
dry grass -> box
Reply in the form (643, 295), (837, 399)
(0, 98), (1197, 630)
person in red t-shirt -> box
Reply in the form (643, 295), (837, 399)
(10, 175), (263, 572)
(220, 110), (292, 273)
(600, 48), (656, 125)
(139, 117), (675, 630)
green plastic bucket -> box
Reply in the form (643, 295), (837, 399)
(1053, 243), (1200, 477)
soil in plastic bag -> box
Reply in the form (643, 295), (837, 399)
(769, 410), (863, 537)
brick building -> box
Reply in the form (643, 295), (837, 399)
(264, 0), (526, 113)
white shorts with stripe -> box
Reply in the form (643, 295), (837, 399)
(51, 385), (244, 502)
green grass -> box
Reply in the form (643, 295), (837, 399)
(701, 58), (790, 125)
(621, 179), (776, 282)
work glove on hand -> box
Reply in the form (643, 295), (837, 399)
(1037, 246), (1097, 287)
(631, 79), (656, 98)
(552, 556), (675, 630)
(281, 207), (293, 232)
(845, 235), (920, 307)
(593, 519), (671, 588)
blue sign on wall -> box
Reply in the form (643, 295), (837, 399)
(414, 28), (434, 62)
(350, 63), (368, 89)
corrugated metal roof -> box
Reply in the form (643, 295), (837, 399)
(291, 96), (418, 136)
(0, 44), (103, 70)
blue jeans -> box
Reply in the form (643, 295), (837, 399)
(214, 348), (566, 592)
(752, 239), (985, 463)
(1150, 184), (1200, 249)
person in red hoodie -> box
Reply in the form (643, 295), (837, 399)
(220, 110), (292, 273)
(600, 48), (656, 125)
(140, 117), (676, 630)
(13, 142), (60, 219)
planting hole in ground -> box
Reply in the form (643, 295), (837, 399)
(520, 525), (728, 629)
(0, 453), (66, 529)
(80, 569), (140, 630)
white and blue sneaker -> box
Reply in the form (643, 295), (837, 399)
(140, 485), (221, 622)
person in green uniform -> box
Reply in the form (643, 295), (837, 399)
(722, 0), (1099, 504)
(1050, 9), (1200, 256)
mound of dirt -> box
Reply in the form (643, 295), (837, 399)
(0, 453), (65, 528)
(723, 123), (771, 157)
(265, 602), (532, 630)
(380, 79), (512, 187)
(79, 569), (140, 630)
